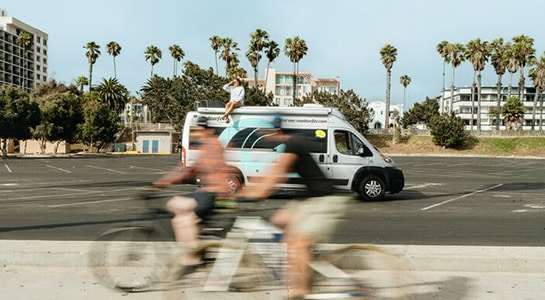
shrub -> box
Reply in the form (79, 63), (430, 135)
(428, 113), (469, 149)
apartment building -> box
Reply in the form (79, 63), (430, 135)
(441, 86), (544, 131)
(0, 9), (48, 92)
(246, 68), (340, 106)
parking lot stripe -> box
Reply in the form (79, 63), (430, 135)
(45, 165), (72, 173)
(421, 183), (504, 211)
(85, 165), (127, 174)
(4, 164), (12, 173)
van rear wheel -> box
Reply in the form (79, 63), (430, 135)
(358, 175), (386, 201)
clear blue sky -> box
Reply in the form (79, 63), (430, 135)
(5, 0), (545, 109)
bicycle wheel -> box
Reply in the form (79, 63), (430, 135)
(311, 244), (410, 299)
(88, 226), (174, 292)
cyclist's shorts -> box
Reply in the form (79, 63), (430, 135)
(285, 195), (352, 242)
(186, 191), (216, 219)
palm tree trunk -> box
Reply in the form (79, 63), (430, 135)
(113, 57), (117, 78)
(292, 63), (297, 104)
(477, 72), (482, 132)
(531, 88), (538, 130)
(254, 52), (259, 88)
(496, 77), (502, 130)
(471, 72), (476, 131)
(450, 66), (456, 114)
(508, 73), (513, 97)
(89, 64), (93, 92)
(385, 70), (391, 129)
(264, 63), (270, 94)
(214, 51), (219, 76)
(441, 62), (446, 114)
(539, 93), (543, 132)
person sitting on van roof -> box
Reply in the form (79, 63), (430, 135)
(220, 77), (245, 122)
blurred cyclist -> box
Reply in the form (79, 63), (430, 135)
(237, 119), (352, 299)
(154, 116), (233, 267)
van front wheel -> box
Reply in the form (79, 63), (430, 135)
(358, 175), (386, 201)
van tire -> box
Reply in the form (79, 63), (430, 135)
(358, 175), (386, 201)
(226, 173), (243, 194)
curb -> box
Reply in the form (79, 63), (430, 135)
(1, 240), (544, 273)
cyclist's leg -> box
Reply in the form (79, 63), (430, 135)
(272, 195), (352, 298)
(167, 196), (199, 249)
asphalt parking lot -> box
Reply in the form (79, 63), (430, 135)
(1, 154), (545, 246)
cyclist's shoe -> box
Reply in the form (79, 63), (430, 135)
(169, 263), (202, 281)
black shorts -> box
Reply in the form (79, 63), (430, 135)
(186, 191), (216, 220)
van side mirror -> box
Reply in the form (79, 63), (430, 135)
(358, 146), (373, 157)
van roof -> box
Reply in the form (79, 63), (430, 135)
(196, 104), (343, 117)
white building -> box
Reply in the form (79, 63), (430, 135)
(368, 100), (404, 129)
(246, 68), (340, 106)
(441, 86), (545, 131)
(0, 9), (48, 92)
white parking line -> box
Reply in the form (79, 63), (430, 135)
(85, 165), (127, 174)
(127, 165), (165, 172)
(45, 165), (72, 173)
(48, 197), (134, 208)
(421, 183), (504, 211)
(4, 164), (12, 173)
(405, 183), (442, 190)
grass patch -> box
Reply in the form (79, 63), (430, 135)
(365, 134), (545, 157)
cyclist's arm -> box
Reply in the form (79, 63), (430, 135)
(153, 165), (196, 186)
(237, 152), (297, 199)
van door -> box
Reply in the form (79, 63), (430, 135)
(329, 129), (371, 188)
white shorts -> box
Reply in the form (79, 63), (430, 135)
(284, 195), (352, 242)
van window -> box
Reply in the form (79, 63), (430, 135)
(334, 130), (369, 156)
(188, 126), (226, 149)
(226, 128), (327, 153)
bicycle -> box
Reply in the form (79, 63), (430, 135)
(88, 188), (410, 298)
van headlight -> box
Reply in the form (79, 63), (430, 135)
(381, 154), (394, 164)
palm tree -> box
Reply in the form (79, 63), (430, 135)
(502, 96), (524, 131)
(16, 32), (33, 92)
(490, 38), (508, 130)
(230, 67), (248, 79)
(380, 44), (397, 128)
(75, 76), (89, 93)
(512, 34), (536, 102)
(400, 74), (411, 113)
(247, 29), (269, 87)
(209, 35), (223, 76)
(528, 53), (545, 130)
(168, 44), (185, 77)
(95, 77), (129, 113)
(465, 38), (490, 131)
(84, 41), (101, 91)
(436, 40), (449, 113)
(219, 37), (240, 77)
(144, 45), (162, 77)
(445, 43), (466, 114)
(284, 36), (308, 104)
(263, 40), (280, 93)
(106, 41), (122, 78)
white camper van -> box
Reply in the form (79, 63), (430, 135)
(180, 104), (404, 201)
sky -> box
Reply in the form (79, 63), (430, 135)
(5, 0), (545, 109)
